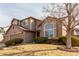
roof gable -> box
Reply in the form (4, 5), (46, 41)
(5, 24), (36, 35)
(5, 24), (23, 35)
(38, 16), (57, 27)
(21, 16), (41, 22)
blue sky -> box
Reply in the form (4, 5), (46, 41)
(0, 3), (45, 27)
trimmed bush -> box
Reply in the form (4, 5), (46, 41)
(47, 37), (58, 44)
(58, 36), (79, 47)
(13, 38), (23, 44)
(71, 36), (79, 46)
(52, 37), (58, 40)
(58, 36), (66, 44)
(5, 38), (23, 47)
(74, 35), (79, 37)
(4, 40), (14, 47)
(32, 37), (48, 43)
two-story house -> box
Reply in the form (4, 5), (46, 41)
(4, 16), (63, 43)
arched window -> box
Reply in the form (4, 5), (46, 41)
(44, 23), (56, 37)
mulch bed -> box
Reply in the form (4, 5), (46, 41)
(57, 46), (79, 52)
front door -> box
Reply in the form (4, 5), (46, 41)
(37, 31), (40, 37)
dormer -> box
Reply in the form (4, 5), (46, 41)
(11, 18), (20, 25)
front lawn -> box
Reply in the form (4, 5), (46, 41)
(0, 44), (79, 56)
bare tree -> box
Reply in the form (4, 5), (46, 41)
(43, 3), (79, 49)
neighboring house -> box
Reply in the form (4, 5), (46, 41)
(0, 27), (4, 42)
(4, 26), (10, 33)
(4, 16), (63, 43)
(0, 26), (9, 42)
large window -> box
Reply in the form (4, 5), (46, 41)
(44, 23), (56, 37)
(22, 20), (29, 28)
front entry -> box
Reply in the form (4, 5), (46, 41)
(37, 31), (40, 37)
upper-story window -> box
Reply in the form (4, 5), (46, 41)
(22, 20), (29, 28)
(44, 23), (56, 37)
(24, 20), (28, 25)
(30, 19), (34, 30)
(12, 20), (18, 25)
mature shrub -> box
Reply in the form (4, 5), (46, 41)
(71, 36), (79, 46)
(32, 37), (48, 43)
(58, 36), (79, 46)
(74, 35), (79, 37)
(13, 38), (23, 44)
(5, 38), (23, 47)
(47, 37), (58, 44)
(58, 36), (66, 44)
(4, 40), (13, 47)
(52, 37), (58, 40)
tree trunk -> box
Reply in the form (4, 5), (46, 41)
(66, 30), (72, 49)
(66, 13), (72, 49)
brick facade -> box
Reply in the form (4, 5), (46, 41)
(4, 16), (62, 43)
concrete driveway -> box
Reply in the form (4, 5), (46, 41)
(0, 42), (5, 48)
